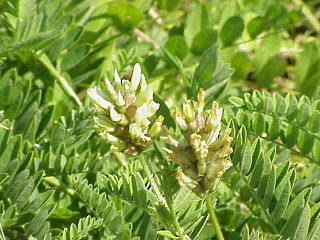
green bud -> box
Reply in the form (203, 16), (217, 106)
(173, 109), (188, 131)
(176, 168), (198, 190)
(182, 100), (195, 123)
(114, 68), (123, 94)
(129, 123), (151, 144)
(148, 115), (164, 138)
(116, 89), (125, 106)
(136, 86), (153, 106)
(106, 133), (127, 151)
(94, 115), (116, 132)
(104, 77), (118, 103)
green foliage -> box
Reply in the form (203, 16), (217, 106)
(1, 0), (320, 239)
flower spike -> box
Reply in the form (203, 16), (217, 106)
(163, 89), (233, 196)
(87, 63), (163, 155)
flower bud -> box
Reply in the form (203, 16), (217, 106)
(148, 115), (164, 138)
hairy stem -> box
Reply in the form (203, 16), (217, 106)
(205, 195), (224, 240)
(138, 154), (166, 205)
(42, 176), (75, 196)
(168, 201), (185, 240)
(138, 154), (186, 239)
(37, 53), (82, 106)
(293, 0), (320, 32)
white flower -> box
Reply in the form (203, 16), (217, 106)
(87, 63), (163, 156)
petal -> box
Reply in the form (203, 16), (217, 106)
(135, 86), (153, 106)
(130, 63), (141, 92)
(135, 103), (149, 122)
(114, 68), (122, 89)
(87, 87), (112, 110)
(104, 78), (117, 103)
(110, 106), (122, 122)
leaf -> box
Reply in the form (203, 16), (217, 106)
(60, 44), (91, 71)
(240, 141), (252, 176)
(297, 103), (311, 126)
(3, 0), (37, 19)
(0, 135), (22, 173)
(6, 169), (29, 201)
(0, 69), (16, 108)
(252, 112), (265, 136)
(26, 209), (49, 237)
(164, 36), (188, 60)
(247, 16), (267, 39)
(249, 155), (264, 188)
(293, 204), (311, 240)
(192, 46), (218, 86)
(154, 94), (176, 129)
(295, 41), (320, 91)
(48, 26), (83, 60)
(273, 92), (286, 117)
(229, 97), (245, 107)
(307, 219), (320, 240)
(268, 118), (280, 140)
(263, 167), (276, 208)
(15, 179), (34, 210)
(220, 16), (244, 46)
(157, 230), (179, 239)
(204, 61), (233, 103)
(191, 29), (218, 55)
(157, 0), (180, 10)
(184, 3), (210, 46)
(256, 55), (286, 87)
(107, 2), (144, 31)
(132, 172), (147, 208)
(13, 90), (41, 136)
(298, 131), (314, 155)
(231, 51), (251, 80)
(309, 111), (320, 133)
(285, 93), (299, 121)
(271, 181), (291, 223)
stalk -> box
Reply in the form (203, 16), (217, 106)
(37, 53), (82, 106)
(205, 195), (224, 240)
(138, 154), (185, 239)
(138, 154), (166, 205)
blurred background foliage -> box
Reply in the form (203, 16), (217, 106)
(1, 0), (319, 112)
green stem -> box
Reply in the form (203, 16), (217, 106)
(293, 0), (320, 32)
(37, 53), (82, 106)
(138, 154), (166, 206)
(205, 195), (224, 240)
(168, 202), (185, 240)
(139, 154), (187, 239)
(42, 176), (75, 196)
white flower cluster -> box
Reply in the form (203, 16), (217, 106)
(87, 63), (163, 156)
(163, 89), (233, 196)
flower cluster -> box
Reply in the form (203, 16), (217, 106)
(162, 89), (233, 196)
(87, 63), (163, 156)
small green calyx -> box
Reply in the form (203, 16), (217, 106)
(163, 89), (233, 197)
(87, 63), (163, 156)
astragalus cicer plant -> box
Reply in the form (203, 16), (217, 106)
(1, 0), (320, 239)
